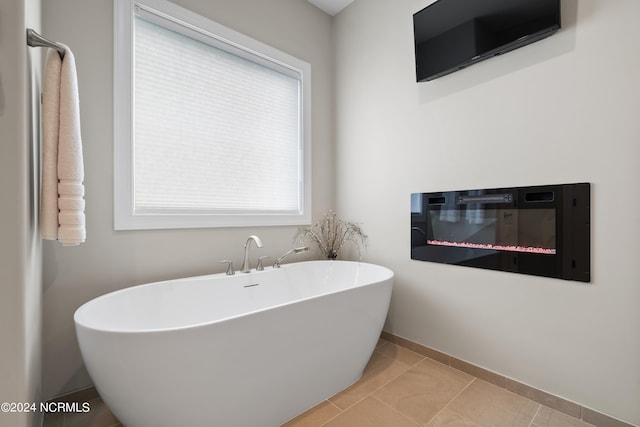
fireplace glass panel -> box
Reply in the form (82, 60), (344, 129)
(411, 183), (590, 282)
(428, 208), (556, 254)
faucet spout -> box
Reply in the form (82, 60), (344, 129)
(241, 235), (263, 273)
(273, 246), (308, 268)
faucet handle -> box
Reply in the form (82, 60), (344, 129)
(220, 260), (235, 275)
(256, 256), (269, 271)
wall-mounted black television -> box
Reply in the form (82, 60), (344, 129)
(413, 0), (561, 82)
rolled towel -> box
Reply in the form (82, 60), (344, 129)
(58, 227), (86, 247)
(58, 180), (85, 197)
(58, 197), (85, 211)
(58, 210), (86, 226)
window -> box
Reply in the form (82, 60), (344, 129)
(114, 0), (311, 229)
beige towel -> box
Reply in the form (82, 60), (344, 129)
(41, 49), (61, 240)
(40, 45), (86, 246)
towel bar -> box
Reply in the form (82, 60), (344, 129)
(26, 29), (65, 59)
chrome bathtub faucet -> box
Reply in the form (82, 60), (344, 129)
(273, 246), (309, 268)
(241, 235), (264, 273)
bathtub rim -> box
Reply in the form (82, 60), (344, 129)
(73, 260), (394, 335)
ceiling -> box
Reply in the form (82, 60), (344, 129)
(306, 0), (354, 16)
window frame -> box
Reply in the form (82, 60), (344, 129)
(113, 0), (312, 230)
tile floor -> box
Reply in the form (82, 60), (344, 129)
(44, 339), (598, 427)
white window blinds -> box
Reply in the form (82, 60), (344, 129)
(134, 13), (301, 213)
(114, 0), (311, 230)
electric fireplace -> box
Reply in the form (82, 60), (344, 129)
(411, 183), (590, 282)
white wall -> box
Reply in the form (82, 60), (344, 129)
(41, 0), (333, 398)
(0, 0), (43, 426)
(335, 0), (640, 425)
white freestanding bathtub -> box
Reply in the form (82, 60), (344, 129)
(74, 260), (393, 427)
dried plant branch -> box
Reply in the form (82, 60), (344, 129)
(297, 211), (368, 260)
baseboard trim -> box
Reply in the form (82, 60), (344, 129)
(381, 331), (636, 427)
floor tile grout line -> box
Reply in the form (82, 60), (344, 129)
(319, 399), (350, 427)
(361, 353), (421, 396)
(325, 399), (342, 412)
(321, 348), (423, 426)
(527, 404), (543, 427)
(312, 398), (345, 426)
(327, 356), (413, 413)
(374, 343), (428, 368)
(380, 340), (430, 368)
(320, 394), (423, 427)
(369, 394), (422, 427)
(319, 408), (342, 427)
(425, 376), (478, 426)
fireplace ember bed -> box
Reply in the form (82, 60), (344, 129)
(411, 183), (590, 282)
